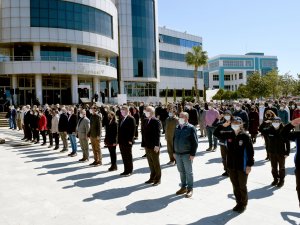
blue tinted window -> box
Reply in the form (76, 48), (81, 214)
(41, 46), (71, 61)
(160, 67), (203, 79)
(159, 51), (185, 62)
(132, 0), (157, 78)
(159, 34), (202, 48)
(77, 49), (95, 62)
(30, 0), (113, 38)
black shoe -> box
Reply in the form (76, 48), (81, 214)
(265, 156), (269, 160)
(79, 158), (89, 162)
(145, 179), (154, 184)
(89, 161), (97, 166)
(21, 138), (26, 140)
(48, 145), (53, 148)
(277, 179), (284, 188)
(60, 149), (68, 153)
(185, 189), (193, 198)
(120, 172), (132, 177)
(70, 153), (77, 157)
(54, 146), (59, 150)
(166, 161), (176, 165)
(108, 165), (117, 171)
(206, 148), (212, 152)
(176, 187), (187, 195)
(152, 181), (161, 186)
(222, 171), (229, 177)
(34, 141), (39, 144)
(41, 143), (46, 146)
(232, 204), (240, 211)
(94, 162), (102, 167)
(142, 154), (147, 158)
(212, 146), (217, 152)
(236, 205), (246, 213)
(271, 179), (278, 186)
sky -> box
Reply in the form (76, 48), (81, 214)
(158, 0), (300, 76)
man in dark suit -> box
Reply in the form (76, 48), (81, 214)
(142, 106), (161, 186)
(118, 105), (136, 176)
(58, 108), (69, 152)
(23, 105), (32, 141)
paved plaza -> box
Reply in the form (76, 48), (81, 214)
(0, 127), (299, 225)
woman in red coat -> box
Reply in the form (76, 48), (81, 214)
(248, 105), (259, 143)
(38, 110), (48, 146)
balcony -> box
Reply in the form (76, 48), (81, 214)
(0, 56), (117, 80)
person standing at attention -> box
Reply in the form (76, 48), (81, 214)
(173, 112), (198, 198)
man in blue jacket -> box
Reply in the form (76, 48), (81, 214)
(173, 112), (198, 198)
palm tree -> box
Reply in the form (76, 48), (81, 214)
(185, 46), (208, 102)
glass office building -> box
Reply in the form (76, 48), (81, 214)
(116, 0), (159, 102)
(0, 0), (118, 105)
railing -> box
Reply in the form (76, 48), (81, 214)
(0, 100), (9, 112)
(0, 56), (116, 68)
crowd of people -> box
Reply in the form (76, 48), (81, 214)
(4, 98), (300, 213)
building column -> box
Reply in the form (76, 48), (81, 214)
(71, 75), (78, 104)
(93, 77), (99, 101)
(219, 68), (225, 89)
(33, 44), (40, 61)
(71, 47), (77, 62)
(107, 81), (112, 102)
(12, 75), (17, 105)
(35, 74), (43, 105)
(95, 51), (99, 62)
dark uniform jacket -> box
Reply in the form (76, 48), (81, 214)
(214, 125), (254, 171)
(141, 117), (161, 149)
(118, 115), (136, 146)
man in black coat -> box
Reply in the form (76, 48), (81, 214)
(118, 105), (136, 176)
(23, 105), (32, 141)
(142, 106), (161, 186)
(58, 108), (69, 152)
(185, 102), (199, 127)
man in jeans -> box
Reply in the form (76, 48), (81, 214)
(67, 107), (78, 157)
(205, 102), (219, 151)
(173, 112), (198, 198)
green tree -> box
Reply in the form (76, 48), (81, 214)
(212, 89), (225, 100)
(280, 73), (296, 97)
(185, 46), (208, 102)
(264, 69), (281, 99)
(237, 84), (249, 98)
(173, 88), (177, 103)
(245, 71), (268, 99)
(223, 90), (233, 100)
(191, 86), (195, 98)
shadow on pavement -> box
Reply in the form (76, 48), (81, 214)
(184, 209), (240, 225)
(117, 194), (183, 215)
(281, 211), (300, 225)
(194, 175), (227, 188)
(83, 183), (152, 202)
(227, 184), (278, 200)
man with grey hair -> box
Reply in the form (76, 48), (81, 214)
(77, 109), (90, 162)
(142, 106), (162, 186)
(173, 112), (198, 198)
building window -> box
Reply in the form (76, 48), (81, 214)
(40, 46), (71, 61)
(77, 49), (95, 62)
(209, 61), (219, 70)
(30, 0), (113, 38)
(224, 85), (231, 90)
(213, 75), (219, 81)
(124, 82), (156, 97)
(160, 67), (203, 79)
(213, 85), (219, 89)
(159, 51), (185, 62)
(245, 60), (253, 67)
(239, 73), (243, 79)
(223, 60), (244, 67)
(132, 0), (157, 78)
(261, 59), (277, 68)
(224, 75), (231, 81)
(159, 34), (202, 48)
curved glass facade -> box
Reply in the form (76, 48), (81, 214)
(131, 0), (157, 78)
(30, 0), (113, 38)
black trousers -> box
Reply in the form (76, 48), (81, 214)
(145, 148), (161, 182)
(228, 169), (249, 207)
(269, 153), (285, 180)
(33, 129), (39, 142)
(108, 146), (117, 165)
(220, 145), (227, 172)
(40, 130), (46, 144)
(53, 133), (59, 147)
(24, 124), (32, 140)
(48, 132), (53, 146)
(295, 169), (300, 203)
(120, 145), (133, 174)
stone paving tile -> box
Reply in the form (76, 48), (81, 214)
(0, 128), (300, 225)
